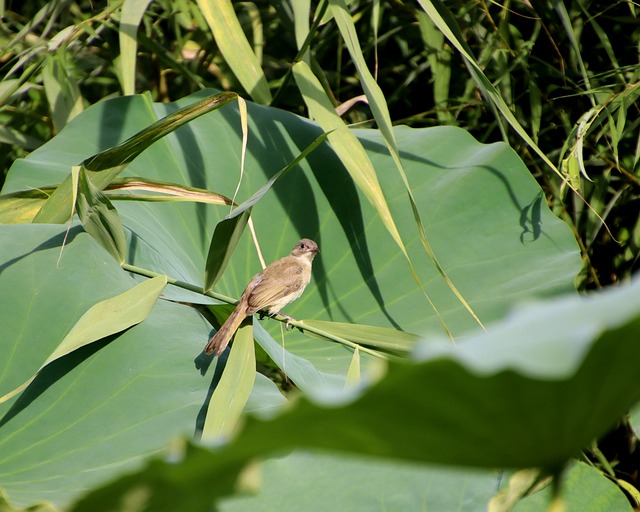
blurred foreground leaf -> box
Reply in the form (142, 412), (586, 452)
(70, 276), (640, 511)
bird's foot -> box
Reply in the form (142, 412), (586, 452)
(274, 311), (296, 330)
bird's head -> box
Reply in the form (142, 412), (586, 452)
(291, 238), (319, 260)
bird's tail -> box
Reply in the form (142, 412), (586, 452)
(204, 306), (247, 356)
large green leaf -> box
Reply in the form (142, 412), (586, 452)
(0, 225), (214, 508)
(0, 272), (167, 405)
(0, 90), (580, 508)
(5, 91), (580, 396)
(3, 89), (579, 341)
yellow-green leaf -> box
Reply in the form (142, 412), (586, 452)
(293, 60), (464, 339)
(202, 322), (256, 442)
(196, 0), (271, 104)
(33, 91), (239, 224)
(292, 61), (402, 251)
(204, 209), (252, 292)
(303, 320), (419, 354)
(119, 0), (153, 95)
(345, 345), (360, 388)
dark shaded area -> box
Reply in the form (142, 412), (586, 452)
(589, 419), (640, 495)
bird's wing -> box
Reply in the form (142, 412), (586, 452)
(246, 259), (306, 312)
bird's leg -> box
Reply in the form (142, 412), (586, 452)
(273, 311), (296, 330)
(258, 310), (295, 330)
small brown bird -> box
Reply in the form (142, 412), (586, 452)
(204, 238), (319, 356)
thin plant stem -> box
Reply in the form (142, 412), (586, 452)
(122, 262), (389, 359)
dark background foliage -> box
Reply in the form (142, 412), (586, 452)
(2, 1), (637, 290)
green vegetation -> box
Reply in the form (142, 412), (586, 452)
(0, 1), (638, 510)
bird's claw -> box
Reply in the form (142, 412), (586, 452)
(272, 311), (295, 330)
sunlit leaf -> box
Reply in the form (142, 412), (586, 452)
(196, 0), (271, 104)
(119, 0), (153, 95)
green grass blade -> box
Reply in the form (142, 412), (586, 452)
(231, 131), (331, 217)
(416, 0), (561, 178)
(292, 61), (399, 248)
(42, 51), (83, 132)
(345, 345), (361, 388)
(31, 172), (76, 225)
(202, 322), (256, 442)
(371, 0), (380, 79)
(0, 179), (234, 224)
(293, 60), (461, 339)
(196, 0), (271, 104)
(237, 2), (263, 62)
(292, 0), (312, 63)
(529, 80), (542, 144)
(575, 0), (626, 85)
(328, 0), (396, 152)
(326, 2), (485, 331)
(271, 0), (328, 108)
(119, 0), (153, 95)
(105, 177), (235, 205)
(416, 11), (454, 124)
(204, 130), (330, 291)
(80, 92), (239, 179)
(552, 0), (595, 106)
(561, 84), (640, 187)
(0, 121), (43, 150)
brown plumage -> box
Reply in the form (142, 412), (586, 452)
(204, 238), (319, 356)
